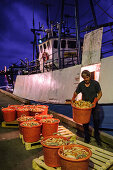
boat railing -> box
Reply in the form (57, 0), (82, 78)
(25, 26), (113, 74)
(20, 49), (78, 74)
(42, 49), (78, 72)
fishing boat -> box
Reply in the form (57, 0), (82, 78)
(4, 0), (113, 134)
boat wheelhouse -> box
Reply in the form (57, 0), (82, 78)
(38, 35), (83, 72)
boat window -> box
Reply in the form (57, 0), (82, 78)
(43, 43), (46, 49)
(47, 41), (50, 49)
(68, 41), (76, 48)
(40, 45), (42, 53)
(61, 40), (66, 48)
(91, 71), (95, 80)
(53, 40), (58, 48)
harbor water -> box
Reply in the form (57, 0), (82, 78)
(0, 75), (14, 92)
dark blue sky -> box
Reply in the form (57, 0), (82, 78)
(0, 0), (47, 70)
(0, 0), (113, 70)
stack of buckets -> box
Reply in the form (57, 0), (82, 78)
(2, 104), (92, 169)
(2, 104), (61, 144)
(1, 104), (49, 121)
(19, 106), (60, 143)
(41, 135), (92, 170)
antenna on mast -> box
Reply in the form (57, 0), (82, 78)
(33, 8), (35, 29)
(31, 5), (38, 60)
(40, 1), (52, 29)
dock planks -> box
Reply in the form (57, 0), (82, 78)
(32, 126), (113, 170)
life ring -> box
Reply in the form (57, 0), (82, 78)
(42, 52), (49, 62)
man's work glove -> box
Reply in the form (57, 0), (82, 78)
(92, 98), (98, 107)
(71, 99), (75, 106)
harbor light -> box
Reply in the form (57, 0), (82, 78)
(4, 66), (7, 72)
(38, 39), (42, 44)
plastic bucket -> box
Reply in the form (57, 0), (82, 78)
(30, 108), (45, 116)
(35, 114), (53, 121)
(72, 104), (92, 124)
(17, 116), (36, 134)
(40, 118), (60, 137)
(2, 108), (16, 122)
(41, 135), (69, 167)
(22, 105), (32, 108)
(36, 105), (49, 115)
(58, 144), (92, 170)
(16, 108), (30, 118)
(23, 105), (35, 109)
(20, 121), (42, 143)
(8, 105), (23, 110)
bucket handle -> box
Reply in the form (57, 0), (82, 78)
(21, 114), (26, 117)
(35, 113), (39, 116)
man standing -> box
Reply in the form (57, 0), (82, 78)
(71, 70), (102, 146)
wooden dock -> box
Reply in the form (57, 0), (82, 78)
(32, 126), (113, 170)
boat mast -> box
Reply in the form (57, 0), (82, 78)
(31, 8), (38, 61)
(58, 0), (64, 69)
(46, 4), (49, 28)
(75, 0), (81, 64)
(32, 9), (35, 61)
(40, 2), (50, 29)
(89, 0), (98, 28)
